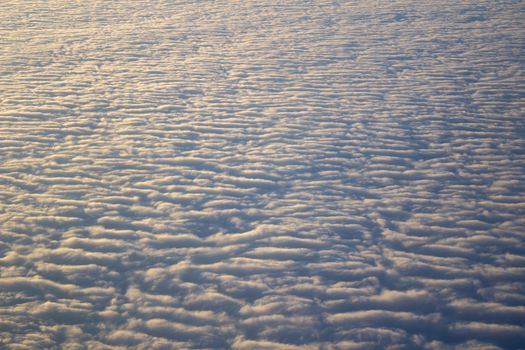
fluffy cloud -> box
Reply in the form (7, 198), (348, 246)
(0, 0), (524, 349)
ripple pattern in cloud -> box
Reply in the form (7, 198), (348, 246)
(1, 0), (524, 349)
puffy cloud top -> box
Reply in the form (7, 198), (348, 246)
(0, 0), (524, 349)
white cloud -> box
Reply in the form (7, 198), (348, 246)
(0, 0), (524, 348)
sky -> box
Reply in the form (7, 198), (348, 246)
(0, 0), (524, 349)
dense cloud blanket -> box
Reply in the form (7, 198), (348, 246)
(0, 0), (524, 349)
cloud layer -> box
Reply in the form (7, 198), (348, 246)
(1, 0), (524, 349)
